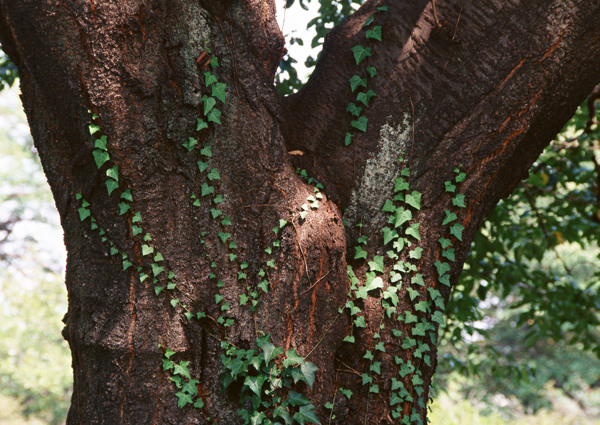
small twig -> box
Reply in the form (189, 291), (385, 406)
(300, 259), (337, 295)
(431, 0), (442, 28)
(291, 219), (311, 282)
(305, 311), (342, 359)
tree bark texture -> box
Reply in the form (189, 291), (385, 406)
(1, 0), (599, 424)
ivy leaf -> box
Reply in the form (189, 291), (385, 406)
(366, 276), (384, 291)
(207, 168), (221, 181)
(105, 179), (119, 196)
(193, 397), (204, 409)
(354, 246), (367, 260)
(175, 391), (193, 408)
(218, 232), (230, 243)
(411, 273), (425, 286)
(367, 66), (377, 78)
(118, 202), (131, 215)
(349, 75), (367, 92)
(78, 207), (90, 221)
(173, 361), (191, 379)
(438, 237), (452, 249)
(293, 404), (322, 425)
(363, 15), (375, 27)
(201, 183), (214, 196)
(406, 223), (421, 240)
(409, 247), (422, 259)
(212, 82), (227, 103)
(431, 311), (445, 325)
(344, 132), (353, 146)
(300, 362), (319, 389)
(346, 102), (363, 117)
(366, 26), (382, 41)
(368, 256), (385, 273)
(244, 374), (266, 397)
(106, 165), (119, 182)
(439, 274), (451, 286)
(204, 71), (217, 87)
(444, 181), (456, 193)
(452, 193), (466, 208)
(395, 177), (409, 192)
(407, 287), (419, 301)
(343, 335), (355, 343)
(356, 90), (377, 107)
(351, 45), (372, 65)
(351, 116), (368, 132)
(415, 300), (430, 313)
(202, 95), (216, 115)
(434, 260), (450, 275)
(442, 248), (455, 261)
(393, 207), (412, 228)
(405, 191), (422, 210)
(92, 149), (110, 169)
(196, 161), (209, 173)
(197, 118), (208, 131)
(404, 311), (417, 324)
(443, 210), (457, 225)
(283, 348), (306, 367)
(152, 263), (164, 277)
(207, 108), (222, 124)
(94, 135), (108, 150)
(382, 227), (398, 245)
(88, 123), (100, 135)
(450, 222), (464, 240)
(200, 145), (212, 157)
(132, 212), (142, 223)
(142, 244), (154, 256)
(354, 316), (366, 328)
(455, 171), (466, 182)
(288, 390), (311, 407)
(182, 137), (198, 152)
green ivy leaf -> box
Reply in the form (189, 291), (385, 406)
(132, 212), (142, 223)
(218, 232), (231, 243)
(299, 362), (319, 389)
(442, 247), (455, 261)
(283, 348), (306, 367)
(443, 209), (457, 225)
(444, 181), (456, 193)
(78, 207), (90, 221)
(105, 179), (119, 196)
(94, 135), (108, 150)
(118, 202), (131, 215)
(405, 191), (422, 210)
(88, 123), (100, 135)
(354, 316), (366, 328)
(438, 237), (452, 249)
(350, 116), (368, 132)
(152, 263), (164, 277)
(197, 118), (209, 131)
(449, 222), (464, 240)
(395, 177), (409, 192)
(393, 207), (412, 228)
(407, 287), (419, 301)
(293, 404), (322, 425)
(354, 246), (367, 260)
(406, 222), (421, 240)
(411, 273), (425, 286)
(452, 193), (466, 208)
(211, 83), (227, 103)
(366, 66), (377, 78)
(182, 137), (198, 152)
(434, 260), (450, 276)
(351, 45), (372, 65)
(382, 227), (398, 245)
(106, 165), (119, 182)
(346, 102), (363, 117)
(201, 183), (214, 197)
(202, 95), (216, 115)
(455, 171), (466, 182)
(366, 26), (382, 41)
(356, 90), (376, 107)
(414, 300), (430, 313)
(142, 244), (154, 256)
(409, 247), (422, 259)
(200, 145), (212, 157)
(92, 149), (110, 169)
(207, 108), (222, 124)
(207, 168), (221, 181)
(349, 75), (367, 92)
(204, 71), (217, 87)
(368, 256), (385, 273)
(173, 361), (191, 379)
(344, 132), (353, 146)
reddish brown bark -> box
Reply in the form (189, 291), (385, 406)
(1, 0), (599, 424)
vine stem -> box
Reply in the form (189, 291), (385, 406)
(304, 310), (342, 359)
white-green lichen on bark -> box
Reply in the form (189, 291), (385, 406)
(344, 115), (412, 238)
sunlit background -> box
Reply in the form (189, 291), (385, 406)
(0, 1), (599, 424)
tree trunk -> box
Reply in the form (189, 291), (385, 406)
(1, 0), (599, 424)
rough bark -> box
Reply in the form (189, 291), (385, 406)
(0, 0), (599, 424)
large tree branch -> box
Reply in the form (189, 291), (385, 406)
(282, 0), (600, 231)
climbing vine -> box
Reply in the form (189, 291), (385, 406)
(74, 5), (470, 424)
